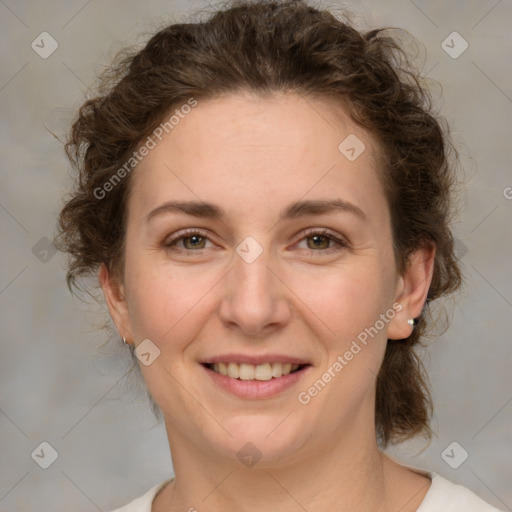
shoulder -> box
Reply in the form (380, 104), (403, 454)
(418, 472), (504, 512)
(104, 472), (503, 512)
(107, 479), (172, 512)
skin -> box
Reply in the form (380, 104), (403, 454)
(100, 91), (435, 512)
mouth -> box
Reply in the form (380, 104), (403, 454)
(202, 362), (308, 381)
(200, 355), (312, 399)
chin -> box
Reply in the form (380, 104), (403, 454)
(206, 414), (312, 467)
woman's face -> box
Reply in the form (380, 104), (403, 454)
(102, 92), (427, 465)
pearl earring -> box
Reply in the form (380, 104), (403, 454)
(122, 337), (129, 345)
(407, 318), (416, 326)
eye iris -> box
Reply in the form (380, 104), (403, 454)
(308, 234), (329, 250)
(178, 233), (335, 250)
(184, 235), (205, 250)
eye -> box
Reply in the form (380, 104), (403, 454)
(294, 228), (348, 254)
(163, 228), (214, 252)
(163, 227), (349, 255)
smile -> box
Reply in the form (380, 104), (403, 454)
(201, 361), (311, 399)
(205, 362), (304, 380)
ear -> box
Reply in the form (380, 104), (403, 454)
(99, 263), (133, 343)
(387, 243), (436, 340)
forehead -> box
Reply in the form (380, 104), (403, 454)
(128, 91), (387, 222)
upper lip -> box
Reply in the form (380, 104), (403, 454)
(201, 354), (310, 365)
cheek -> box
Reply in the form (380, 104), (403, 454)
(293, 264), (392, 417)
(123, 254), (219, 343)
(290, 260), (394, 346)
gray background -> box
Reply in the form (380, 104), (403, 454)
(1, 0), (511, 510)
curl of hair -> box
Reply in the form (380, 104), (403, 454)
(56, 0), (462, 447)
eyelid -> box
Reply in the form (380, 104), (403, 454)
(293, 227), (349, 252)
(163, 226), (349, 254)
(163, 228), (214, 250)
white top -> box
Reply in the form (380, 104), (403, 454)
(108, 470), (503, 512)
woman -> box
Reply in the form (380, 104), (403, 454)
(56, 1), (503, 510)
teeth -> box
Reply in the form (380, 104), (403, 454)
(227, 362), (239, 379)
(209, 362), (302, 380)
(254, 363), (272, 381)
(272, 362), (283, 377)
(239, 363), (255, 380)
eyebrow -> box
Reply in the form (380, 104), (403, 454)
(145, 198), (367, 224)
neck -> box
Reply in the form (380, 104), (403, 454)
(153, 420), (430, 512)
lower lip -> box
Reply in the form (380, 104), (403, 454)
(201, 364), (311, 399)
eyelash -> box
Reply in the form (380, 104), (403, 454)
(163, 228), (348, 255)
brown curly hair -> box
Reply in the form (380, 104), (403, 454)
(56, 0), (462, 447)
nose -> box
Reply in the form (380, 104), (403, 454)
(217, 244), (292, 337)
